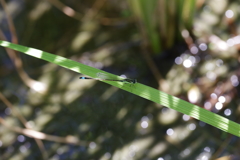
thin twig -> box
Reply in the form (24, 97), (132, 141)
(47, 0), (82, 21)
(0, 117), (83, 145)
(0, 0), (18, 44)
(47, 0), (107, 22)
(82, 0), (107, 21)
(0, 92), (48, 160)
(0, 93), (27, 125)
(0, 1), (46, 93)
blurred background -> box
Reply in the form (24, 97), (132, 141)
(0, 0), (240, 159)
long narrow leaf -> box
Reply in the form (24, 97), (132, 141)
(0, 40), (240, 137)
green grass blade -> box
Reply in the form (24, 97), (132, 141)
(128, 0), (161, 54)
(1, 40), (240, 137)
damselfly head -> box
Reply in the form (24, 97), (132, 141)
(132, 79), (137, 84)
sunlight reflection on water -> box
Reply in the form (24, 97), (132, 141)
(225, 10), (234, 18)
(166, 128), (174, 136)
(17, 135), (25, 142)
(224, 109), (231, 116)
(199, 43), (207, 51)
(231, 75), (239, 87)
(141, 121), (148, 129)
(190, 46), (198, 54)
(188, 123), (196, 130)
(215, 102), (223, 110)
(182, 114), (190, 121)
(204, 101), (212, 110)
(89, 142), (97, 149)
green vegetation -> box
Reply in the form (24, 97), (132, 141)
(1, 40), (239, 138)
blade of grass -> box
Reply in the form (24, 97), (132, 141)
(128, 0), (161, 54)
(182, 0), (196, 29)
(165, 0), (176, 48)
(0, 40), (240, 137)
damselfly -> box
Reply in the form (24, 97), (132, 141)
(79, 73), (137, 85)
